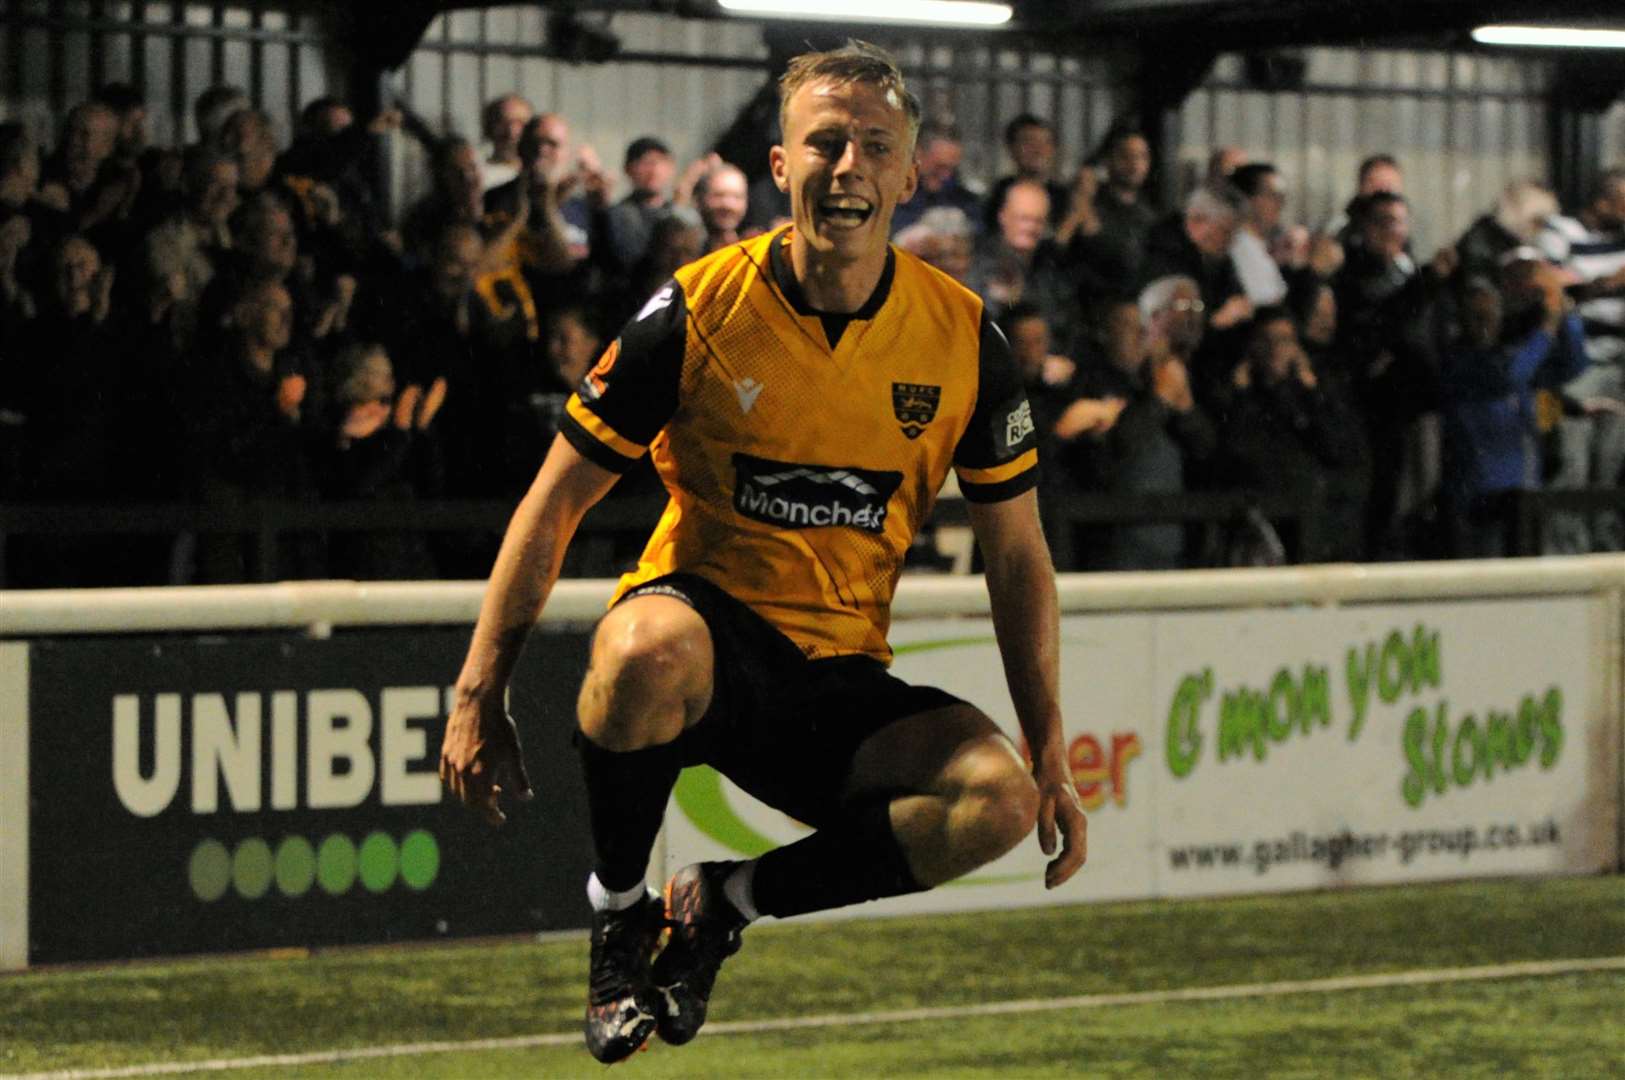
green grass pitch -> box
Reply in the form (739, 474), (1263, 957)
(2, 875), (1622, 1078)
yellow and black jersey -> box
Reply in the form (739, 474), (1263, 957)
(561, 227), (1038, 663)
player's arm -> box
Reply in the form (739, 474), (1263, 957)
(955, 311), (1086, 889)
(440, 438), (619, 825)
(968, 491), (1086, 889)
(440, 278), (689, 826)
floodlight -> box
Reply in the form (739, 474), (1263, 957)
(717, 0), (1013, 28)
(1472, 25), (1625, 49)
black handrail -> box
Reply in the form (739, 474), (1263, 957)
(0, 490), (1316, 586)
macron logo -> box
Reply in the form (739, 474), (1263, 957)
(734, 377), (764, 414)
(636, 286), (674, 322)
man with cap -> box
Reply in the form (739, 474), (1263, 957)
(599, 135), (676, 277)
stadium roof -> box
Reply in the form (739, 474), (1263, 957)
(346, 0), (1625, 61)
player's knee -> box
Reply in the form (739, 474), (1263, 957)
(957, 751), (1040, 865)
(579, 601), (712, 750)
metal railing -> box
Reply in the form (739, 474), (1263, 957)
(0, 489), (1318, 588)
(2, 487), (1618, 589)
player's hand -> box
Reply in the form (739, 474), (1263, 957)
(1034, 762), (1087, 889)
(439, 693), (535, 826)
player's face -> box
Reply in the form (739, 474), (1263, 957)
(772, 79), (918, 264)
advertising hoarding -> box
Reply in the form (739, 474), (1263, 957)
(664, 614), (1161, 917)
(666, 599), (1618, 916)
(25, 628), (598, 964)
(1150, 598), (1614, 896)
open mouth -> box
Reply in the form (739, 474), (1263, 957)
(817, 195), (874, 229)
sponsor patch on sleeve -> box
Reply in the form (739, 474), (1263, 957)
(1004, 399), (1035, 450)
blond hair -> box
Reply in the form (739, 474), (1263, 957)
(777, 40), (921, 148)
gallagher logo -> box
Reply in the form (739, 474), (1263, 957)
(892, 382), (941, 440)
(732, 453), (901, 534)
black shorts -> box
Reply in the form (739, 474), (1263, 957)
(616, 572), (964, 829)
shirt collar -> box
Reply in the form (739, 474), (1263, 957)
(768, 226), (896, 320)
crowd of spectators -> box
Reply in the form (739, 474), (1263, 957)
(1, 82), (1622, 586)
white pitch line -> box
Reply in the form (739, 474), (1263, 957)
(9, 955), (1625, 1080)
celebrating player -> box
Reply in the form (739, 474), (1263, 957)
(439, 40), (1088, 1064)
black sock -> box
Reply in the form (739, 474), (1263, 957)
(751, 798), (925, 919)
(575, 732), (683, 893)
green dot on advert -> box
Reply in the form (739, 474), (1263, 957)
(358, 831), (399, 893)
(189, 839), (231, 903)
(233, 838), (274, 900)
(317, 834), (358, 895)
(399, 831), (440, 891)
(275, 836), (317, 897)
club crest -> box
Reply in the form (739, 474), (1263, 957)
(892, 382), (941, 440)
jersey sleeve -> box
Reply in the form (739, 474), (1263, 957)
(953, 312), (1040, 502)
(560, 280), (687, 472)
